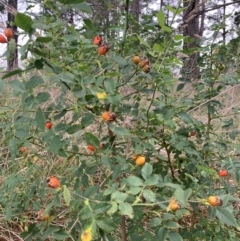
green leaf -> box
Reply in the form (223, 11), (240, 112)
(36, 36), (53, 43)
(57, 0), (85, 4)
(84, 132), (100, 148)
(8, 79), (25, 92)
(25, 76), (44, 90)
(107, 202), (118, 215)
(93, 202), (111, 214)
(178, 111), (193, 124)
(119, 202), (133, 218)
(141, 163), (153, 180)
(127, 176), (144, 187)
(111, 56), (127, 65)
(15, 12), (34, 32)
(158, 227), (168, 241)
(48, 135), (61, 154)
(216, 208), (238, 227)
(9, 138), (17, 159)
(156, 10), (172, 33)
(96, 217), (116, 232)
(108, 125), (130, 136)
(66, 124), (82, 134)
(168, 232), (183, 241)
(101, 155), (112, 170)
(173, 188), (192, 207)
(34, 59), (44, 69)
(145, 175), (159, 186)
(111, 191), (128, 202)
(52, 230), (69, 240)
(63, 186), (71, 206)
(143, 189), (156, 203)
(165, 221), (181, 229)
(128, 186), (141, 195)
(36, 92), (51, 103)
(8, 38), (16, 54)
(156, 10), (165, 28)
(176, 83), (185, 91)
(15, 129), (30, 139)
(42, 226), (60, 240)
(36, 107), (45, 131)
(81, 113), (95, 127)
(72, 3), (92, 13)
(150, 217), (162, 227)
(2, 69), (22, 79)
(0, 79), (4, 92)
(104, 78), (115, 94)
(83, 19), (95, 30)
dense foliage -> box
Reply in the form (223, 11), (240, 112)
(1, 0), (240, 240)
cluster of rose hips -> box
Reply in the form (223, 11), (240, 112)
(93, 35), (110, 55)
(133, 55), (150, 73)
(0, 28), (14, 43)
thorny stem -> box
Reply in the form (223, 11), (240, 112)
(121, 216), (127, 241)
(163, 140), (175, 179)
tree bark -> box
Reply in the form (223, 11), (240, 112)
(182, 0), (201, 81)
(7, 0), (18, 70)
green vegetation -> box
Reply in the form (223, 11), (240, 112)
(0, 0), (240, 240)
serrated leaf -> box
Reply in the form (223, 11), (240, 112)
(36, 92), (50, 103)
(36, 37), (52, 43)
(84, 132), (100, 148)
(8, 79), (25, 92)
(25, 76), (44, 90)
(150, 217), (162, 227)
(93, 202), (111, 214)
(107, 202), (118, 215)
(104, 78), (115, 94)
(36, 107), (45, 131)
(128, 186), (141, 195)
(216, 208), (238, 227)
(63, 186), (71, 206)
(111, 56), (127, 65)
(0, 79), (4, 92)
(108, 125), (130, 136)
(48, 135), (61, 154)
(52, 230), (69, 240)
(165, 221), (181, 229)
(96, 217), (116, 232)
(15, 12), (34, 32)
(66, 124), (82, 134)
(81, 113), (95, 127)
(8, 38), (16, 54)
(111, 191), (128, 202)
(168, 232), (183, 241)
(9, 138), (17, 159)
(143, 189), (156, 203)
(173, 188), (192, 207)
(127, 176), (144, 187)
(156, 10), (165, 28)
(176, 83), (185, 91)
(3, 69), (22, 79)
(141, 163), (152, 180)
(119, 202), (133, 218)
(178, 111), (193, 124)
(145, 175), (159, 186)
(72, 3), (92, 13)
(101, 155), (112, 170)
(158, 227), (168, 241)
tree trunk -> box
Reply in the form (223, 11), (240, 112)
(182, 0), (201, 81)
(7, 0), (18, 70)
(130, 0), (140, 22)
